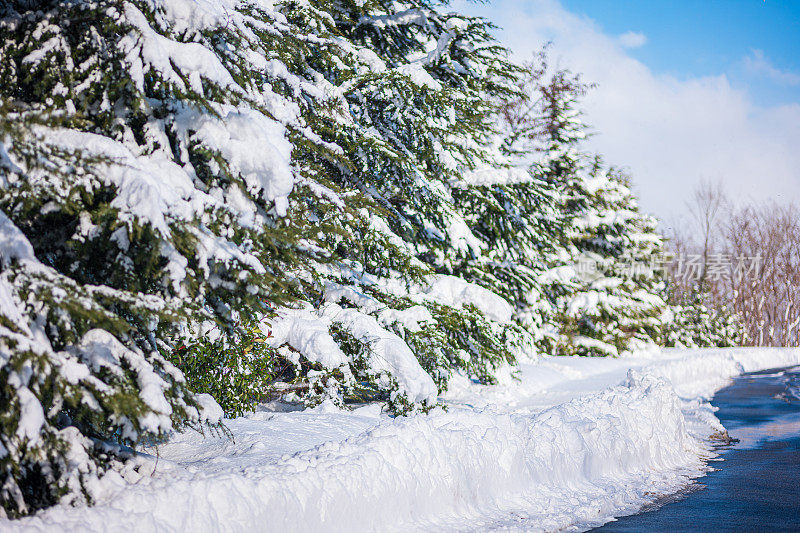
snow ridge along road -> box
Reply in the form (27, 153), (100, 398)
(6, 348), (800, 532)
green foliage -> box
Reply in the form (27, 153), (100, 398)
(166, 324), (280, 418)
(403, 302), (521, 390)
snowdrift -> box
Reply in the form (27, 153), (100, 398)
(6, 348), (800, 532)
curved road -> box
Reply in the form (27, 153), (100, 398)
(594, 366), (800, 532)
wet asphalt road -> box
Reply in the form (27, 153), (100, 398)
(593, 366), (800, 532)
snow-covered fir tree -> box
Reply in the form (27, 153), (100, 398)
(0, 0), (534, 514)
(662, 282), (747, 348)
(0, 0), (746, 519)
(286, 0), (534, 394)
(449, 52), (561, 345)
(502, 63), (671, 356)
(556, 159), (669, 356)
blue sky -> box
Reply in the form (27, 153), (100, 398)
(452, 0), (800, 224)
(561, 0), (800, 106)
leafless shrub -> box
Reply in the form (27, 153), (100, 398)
(665, 180), (729, 302)
(667, 181), (800, 347)
(723, 202), (800, 346)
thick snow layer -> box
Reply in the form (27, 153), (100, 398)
(0, 209), (36, 266)
(265, 303), (438, 404)
(333, 305), (438, 403)
(122, 3), (237, 94)
(5, 348), (800, 532)
(173, 105), (294, 215)
(264, 305), (350, 370)
(459, 164), (532, 187)
(422, 274), (515, 324)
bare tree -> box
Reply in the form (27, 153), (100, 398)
(663, 219), (695, 303)
(687, 179), (728, 292)
(666, 181), (800, 347)
(723, 202), (800, 346)
(666, 180), (729, 303)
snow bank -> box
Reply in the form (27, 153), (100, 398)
(647, 347), (800, 400)
(4, 372), (703, 532)
(5, 348), (799, 532)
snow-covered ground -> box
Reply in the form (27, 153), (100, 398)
(6, 348), (800, 532)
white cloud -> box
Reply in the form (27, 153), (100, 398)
(743, 49), (800, 86)
(618, 31), (647, 49)
(452, 0), (800, 223)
